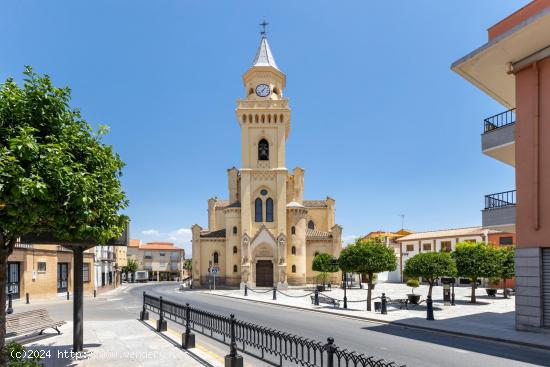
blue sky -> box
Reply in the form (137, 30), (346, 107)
(1, 1), (528, 254)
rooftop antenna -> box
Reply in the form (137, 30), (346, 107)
(399, 214), (405, 231)
(260, 19), (269, 37)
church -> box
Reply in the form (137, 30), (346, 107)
(191, 32), (342, 288)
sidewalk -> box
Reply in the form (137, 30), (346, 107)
(23, 320), (204, 366)
(195, 283), (550, 350)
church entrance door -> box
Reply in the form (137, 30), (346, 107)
(256, 260), (273, 287)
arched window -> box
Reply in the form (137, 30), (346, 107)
(233, 246), (238, 254)
(213, 252), (219, 264)
(248, 88), (254, 95)
(258, 139), (269, 161)
(292, 265), (296, 273)
(233, 226), (237, 235)
(242, 115), (246, 123)
(233, 265), (238, 273)
(291, 226), (296, 235)
(291, 246), (296, 255)
(308, 220), (315, 230)
(255, 198), (263, 222)
(266, 198), (274, 222)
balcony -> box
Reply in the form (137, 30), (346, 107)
(481, 109), (515, 166)
(483, 190), (516, 233)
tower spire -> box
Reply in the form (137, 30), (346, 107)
(251, 20), (279, 70)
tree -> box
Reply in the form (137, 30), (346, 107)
(404, 252), (456, 297)
(406, 279), (420, 295)
(453, 242), (497, 303)
(123, 258), (139, 280)
(183, 258), (192, 271)
(0, 67), (128, 363)
(339, 237), (396, 311)
(496, 246), (515, 299)
(312, 252), (339, 287)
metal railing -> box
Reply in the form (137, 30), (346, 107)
(14, 242), (32, 249)
(485, 190), (516, 209)
(142, 292), (404, 367)
(484, 108), (516, 133)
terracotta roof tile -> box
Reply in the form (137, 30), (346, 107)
(397, 226), (501, 242)
(200, 229), (226, 238)
(306, 228), (332, 239)
(303, 200), (328, 208)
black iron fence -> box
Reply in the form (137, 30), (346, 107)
(485, 190), (516, 209)
(142, 292), (405, 367)
(483, 108), (516, 133)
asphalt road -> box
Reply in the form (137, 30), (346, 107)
(17, 282), (550, 367)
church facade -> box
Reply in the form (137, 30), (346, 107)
(191, 35), (342, 288)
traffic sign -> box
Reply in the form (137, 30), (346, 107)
(211, 267), (220, 274)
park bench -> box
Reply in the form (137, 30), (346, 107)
(387, 298), (409, 310)
(6, 309), (65, 340)
(310, 294), (340, 308)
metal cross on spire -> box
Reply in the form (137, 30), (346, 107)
(260, 19), (269, 37)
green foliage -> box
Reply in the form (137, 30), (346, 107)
(183, 258), (192, 271)
(406, 279), (420, 288)
(338, 238), (397, 277)
(453, 242), (497, 280)
(404, 251), (456, 296)
(0, 66), (129, 246)
(124, 258), (139, 274)
(5, 341), (41, 366)
(312, 252), (338, 273)
(497, 246), (515, 280)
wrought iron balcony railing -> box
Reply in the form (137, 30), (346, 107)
(484, 108), (516, 133)
(485, 190), (516, 209)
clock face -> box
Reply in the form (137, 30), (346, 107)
(255, 84), (271, 97)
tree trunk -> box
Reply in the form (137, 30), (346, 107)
(0, 237), (15, 366)
(503, 278), (508, 299)
(366, 273), (372, 311)
(470, 277), (477, 303)
(428, 281), (433, 298)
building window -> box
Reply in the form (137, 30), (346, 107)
(308, 220), (315, 230)
(499, 236), (514, 245)
(441, 241), (452, 252)
(292, 265), (296, 273)
(260, 189), (268, 196)
(291, 226), (296, 235)
(266, 198), (274, 222)
(255, 198), (263, 222)
(144, 251), (152, 259)
(233, 265), (238, 273)
(406, 244), (414, 252)
(258, 139), (269, 161)
(37, 262), (46, 273)
(159, 251), (165, 257)
(291, 246), (296, 255)
(233, 226), (238, 235)
(213, 252), (219, 264)
(422, 243), (431, 251)
(83, 263), (90, 282)
(233, 246), (238, 254)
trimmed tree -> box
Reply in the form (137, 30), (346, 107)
(123, 259), (139, 281)
(403, 252), (456, 297)
(339, 238), (397, 311)
(453, 242), (497, 303)
(0, 67), (128, 363)
(497, 246), (515, 299)
(312, 252), (339, 287)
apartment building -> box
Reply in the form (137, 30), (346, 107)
(6, 241), (95, 300)
(127, 239), (184, 281)
(452, 0), (550, 331)
(94, 245), (115, 292)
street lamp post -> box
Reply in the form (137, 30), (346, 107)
(332, 257), (347, 309)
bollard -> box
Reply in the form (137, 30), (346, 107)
(157, 296), (167, 332)
(451, 283), (455, 306)
(26, 292), (29, 304)
(94, 289), (97, 298)
(182, 303), (195, 349)
(244, 284), (248, 297)
(67, 291), (70, 300)
(381, 293), (387, 315)
(224, 314), (243, 367)
(7, 292), (13, 314)
(325, 337), (336, 367)
(426, 295), (434, 320)
(140, 291), (149, 321)
(314, 289), (319, 306)
(272, 286), (277, 300)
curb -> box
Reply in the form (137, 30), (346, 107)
(196, 291), (550, 352)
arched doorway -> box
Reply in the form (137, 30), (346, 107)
(256, 260), (273, 287)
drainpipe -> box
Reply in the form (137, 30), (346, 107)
(533, 62), (540, 230)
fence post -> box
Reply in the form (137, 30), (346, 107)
(381, 293), (387, 315)
(157, 296), (167, 331)
(140, 291), (149, 321)
(67, 291), (70, 300)
(426, 295), (434, 321)
(26, 292), (29, 304)
(244, 284), (248, 297)
(314, 289), (319, 305)
(272, 286), (277, 300)
(94, 289), (97, 298)
(7, 292), (13, 314)
(325, 337), (336, 367)
(224, 314), (243, 367)
(182, 303), (196, 349)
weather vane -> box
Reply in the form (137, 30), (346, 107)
(260, 19), (269, 37)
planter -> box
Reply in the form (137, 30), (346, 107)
(316, 285), (326, 292)
(407, 294), (421, 304)
(486, 288), (497, 297)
